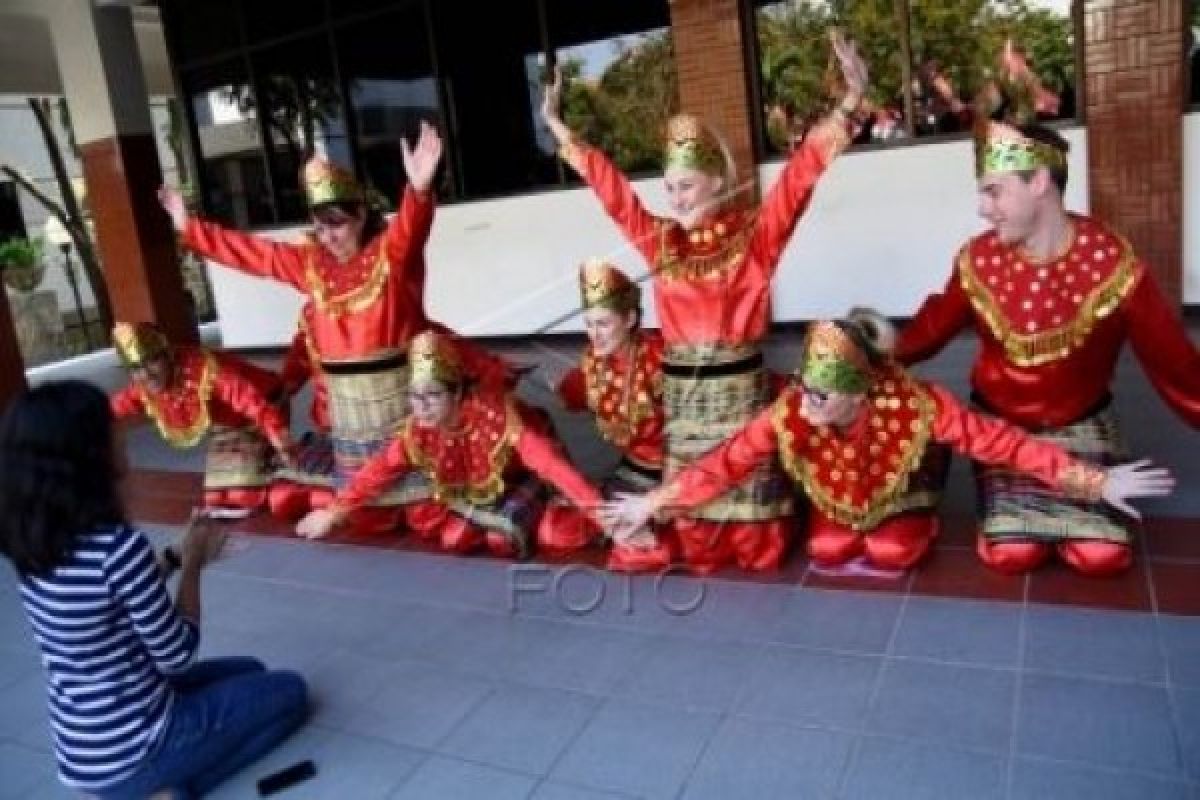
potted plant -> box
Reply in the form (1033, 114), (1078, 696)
(0, 236), (46, 292)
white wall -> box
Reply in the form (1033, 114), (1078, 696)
(1183, 113), (1200, 304)
(208, 128), (1091, 348)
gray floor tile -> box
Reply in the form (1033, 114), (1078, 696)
(338, 661), (494, 750)
(550, 699), (721, 800)
(771, 589), (902, 654)
(1172, 686), (1200, 780)
(839, 736), (1006, 800)
(208, 723), (424, 800)
(1017, 673), (1182, 775)
(0, 671), (53, 749)
(656, 580), (794, 643)
(0, 741), (58, 800)
(1025, 605), (1165, 684)
(530, 782), (636, 799)
(1011, 757), (1195, 800)
(891, 596), (1022, 667)
(610, 635), (759, 712)
(0, 647), (38, 692)
(424, 612), (653, 695)
(736, 645), (880, 729)
(1159, 615), (1200, 689)
(389, 755), (537, 800)
(868, 660), (1015, 752)
(681, 717), (854, 799)
(303, 649), (423, 729)
(438, 685), (600, 775)
(507, 566), (680, 633)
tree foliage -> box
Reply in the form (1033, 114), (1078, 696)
(560, 32), (679, 173)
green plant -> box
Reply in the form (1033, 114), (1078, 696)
(0, 236), (44, 271)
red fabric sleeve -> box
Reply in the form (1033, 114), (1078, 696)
(181, 217), (307, 289)
(557, 367), (588, 411)
(1123, 267), (1200, 428)
(667, 404), (781, 509)
(927, 383), (1080, 490)
(109, 385), (144, 420)
(566, 144), (660, 265)
(336, 435), (412, 511)
(514, 427), (603, 518)
(381, 187), (435, 276)
(895, 263), (974, 365)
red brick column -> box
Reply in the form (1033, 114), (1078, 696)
(668, 0), (759, 190)
(0, 289), (27, 411)
(1083, 0), (1184, 302)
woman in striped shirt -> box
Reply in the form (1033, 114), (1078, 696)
(0, 381), (308, 798)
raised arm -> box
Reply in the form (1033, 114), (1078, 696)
(381, 121), (440, 269)
(160, 185), (308, 289)
(209, 354), (290, 451)
(541, 66), (659, 263)
(748, 31), (868, 275)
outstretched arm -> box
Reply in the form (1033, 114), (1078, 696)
(161, 185), (308, 289)
(541, 65), (659, 264)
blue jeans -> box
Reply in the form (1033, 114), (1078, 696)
(98, 657), (308, 799)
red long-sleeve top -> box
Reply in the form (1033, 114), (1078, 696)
(280, 314), (330, 432)
(560, 117), (851, 349)
(182, 188), (435, 363)
(664, 364), (1103, 532)
(334, 391), (602, 519)
(557, 332), (665, 470)
(896, 214), (1200, 429)
(110, 346), (288, 449)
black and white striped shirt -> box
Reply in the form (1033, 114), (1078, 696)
(18, 525), (198, 791)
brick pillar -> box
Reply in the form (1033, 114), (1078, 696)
(0, 290), (27, 411)
(668, 0), (759, 190)
(1083, 0), (1184, 302)
(47, 1), (196, 343)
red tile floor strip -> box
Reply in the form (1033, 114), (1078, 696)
(126, 468), (1200, 615)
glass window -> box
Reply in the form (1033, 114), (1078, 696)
(754, 0), (906, 154)
(428, 0), (549, 198)
(181, 59), (275, 227)
(241, 0), (327, 47)
(0, 182), (27, 242)
(543, 0), (678, 176)
(161, 0), (242, 66)
(753, 0), (1077, 156)
(251, 35), (352, 222)
(335, 3), (446, 207)
(908, 0), (1077, 137)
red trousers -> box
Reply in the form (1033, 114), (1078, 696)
(405, 500), (517, 557)
(976, 535), (1132, 576)
(807, 511), (936, 570)
(203, 488), (266, 512)
(536, 503), (674, 573)
(671, 518), (791, 575)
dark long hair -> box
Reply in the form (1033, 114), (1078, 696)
(0, 381), (127, 577)
(311, 201), (387, 246)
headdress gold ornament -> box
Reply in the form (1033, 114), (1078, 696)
(409, 330), (462, 387)
(301, 155), (364, 208)
(112, 321), (170, 369)
(579, 259), (640, 313)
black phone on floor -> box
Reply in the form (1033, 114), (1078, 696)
(257, 759), (316, 796)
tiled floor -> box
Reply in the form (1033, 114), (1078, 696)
(3, 326), (1200, 798)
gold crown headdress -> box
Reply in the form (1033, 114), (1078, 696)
(112, 321), (171, 369)
(301, 156), (364, 208)
(579, 259), (641, 313)
(799, 321), (873, 395)
(409, 330), (462, 387)
(663, 114), (726, 176)
(973, 41), (1066, 180)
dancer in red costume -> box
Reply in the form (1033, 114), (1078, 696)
(109, 322), (294, 516)
(539, 32), (869, 573)
(267, 307), (334, 521)
(605, 311), (1172, 571)
(296, 331), (603, 557)
(896, 45), (1200, 576)
(537, 260), (673, 572)
(159, 124), (510, 535)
